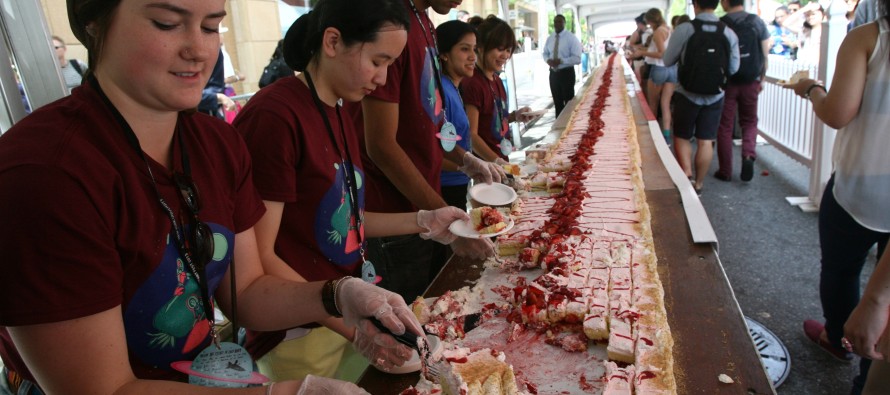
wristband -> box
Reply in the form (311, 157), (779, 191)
(805, 83), (825, 99)
(321, 278), (343, 317)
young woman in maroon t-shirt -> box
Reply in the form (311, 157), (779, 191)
(234, 0), (468, 382)
(461, 16), (536, 162)
(0, 0), (429, 393)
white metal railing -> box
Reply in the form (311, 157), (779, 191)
(757, 0), (849, 211)
(758, 55), (819, 166)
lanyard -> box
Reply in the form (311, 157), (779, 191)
(406, 0), (449, 121)
(89, 76), (218, 347)
(480, 68), (508, 138)
(303, 71), (365, 260)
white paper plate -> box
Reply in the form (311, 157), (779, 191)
(448, 217), (515, 239)
(389, 334), (443, 374)
(469, 183), (517, 206)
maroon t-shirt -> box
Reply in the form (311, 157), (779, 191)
(461, 71), (511, 160)
(0, 81), (265, 383)
(234, 77), (367, 358)
(353, 0), (445, 212)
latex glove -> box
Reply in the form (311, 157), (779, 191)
(336, 278), (424, 336)
(494, 157), (510, 166)
(417, 207), (469, 245)
(297, 374), (369, 395)
(458, 152), (504, 184)
(352, 319), (414, 371)
(451, 236), (496, 260)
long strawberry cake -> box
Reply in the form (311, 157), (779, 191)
(401, 54), (675, 395)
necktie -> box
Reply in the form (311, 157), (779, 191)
(551, 32), (560, 62)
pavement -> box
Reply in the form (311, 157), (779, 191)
(512, 69), (877, 394)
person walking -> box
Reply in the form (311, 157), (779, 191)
(542, 14), (582, 117)
(663, 0), (739, 195)
(785, 0), (890, 391)
(632, 8), (676, 143)
(714, 0), (770, 183)
(0, 0), (423, 393)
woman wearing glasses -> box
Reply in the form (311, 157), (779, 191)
(0, 0), (420, 393)
(233, 0), (465, 383)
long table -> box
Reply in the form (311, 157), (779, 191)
(358, 70), (776, 395)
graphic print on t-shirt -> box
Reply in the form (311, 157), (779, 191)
(314, 162), (366, 265)
(123, 223), (232, 369)
(419, 48), (444, 125)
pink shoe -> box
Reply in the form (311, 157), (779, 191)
(803, 319), (853, 362)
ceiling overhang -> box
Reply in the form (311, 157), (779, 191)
(555, 0), (672, 31)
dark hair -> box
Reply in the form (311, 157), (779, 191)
(476, 15), (517, 68)
(467, 15), (484, 28)
(436, 20), (477, 56)
(283, 0), (410, 71)
(675, 14), (691, 26)
(634, 13), (646, 26)
(67, 0), (121, 75)
(726, 0), (744, 7)
(554, 14), (566, 22)
(695, 0), (720, 10)
(789, 0), (802, 5)
(882, 0), (890, 25)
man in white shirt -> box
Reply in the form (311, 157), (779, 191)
(542, 14), (582, 117)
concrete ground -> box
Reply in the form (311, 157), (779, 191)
(515, 82), (877, 394)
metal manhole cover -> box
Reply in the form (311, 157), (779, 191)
(745, 316), (791, 387)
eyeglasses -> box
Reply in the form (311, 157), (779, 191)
(173, 172), (214, 269)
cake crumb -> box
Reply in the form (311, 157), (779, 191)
(718, 374), (734, 384)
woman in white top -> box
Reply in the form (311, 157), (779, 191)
(634, 8), (675, 141)
(783, 1), (825, 64)
(785, 2), (890, 392)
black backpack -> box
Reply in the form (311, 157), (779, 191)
(258, 41), (294, 89)
(721, 13), (764, 84)
(679, 20), (731, 95)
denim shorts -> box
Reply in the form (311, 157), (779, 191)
(649, 65), (678, 85)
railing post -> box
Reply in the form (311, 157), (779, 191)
(789, 0), (846, 211)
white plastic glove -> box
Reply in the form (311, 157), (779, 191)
(352, 319), (414, 371)
(417, 207), (469, 245)
(458, 151), (504, 184)
(297, 374), (369, 395)
(451, 236), (496, 260)
(336, 277), (424, 336)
